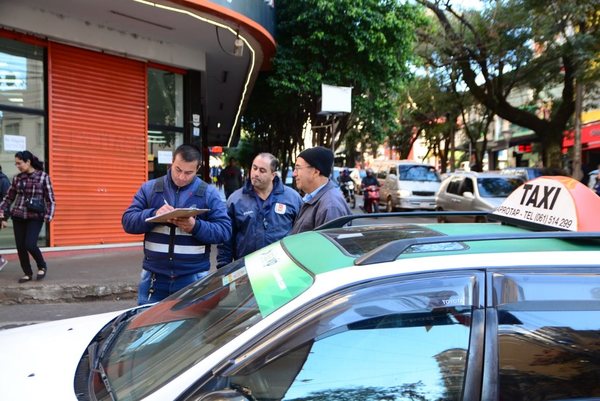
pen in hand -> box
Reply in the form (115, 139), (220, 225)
(161, 198), (174, 213)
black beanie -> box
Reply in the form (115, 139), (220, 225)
(297, 146), (334, 177)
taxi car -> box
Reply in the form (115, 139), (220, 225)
(1, 176), (600, 401)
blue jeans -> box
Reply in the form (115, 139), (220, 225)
(137, 269), (209, 305)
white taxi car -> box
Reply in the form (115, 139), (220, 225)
(1, 176), (600, 401)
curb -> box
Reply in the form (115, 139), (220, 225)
(0, 283), (137, 305)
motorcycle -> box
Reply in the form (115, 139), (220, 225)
(362, 185), (380, 213)
(340, 181), (356, 209)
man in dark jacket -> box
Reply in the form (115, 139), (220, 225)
(217, 153), (302, 267)
(291, 146), (352, 233)
(122, 144), (231, 305)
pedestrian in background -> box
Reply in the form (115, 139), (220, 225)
(0, 164), (10, 271)
(220, 157), (243, 199)
(217, 153), (302, 267)
(122, 144), (231, 305)
(291, 146), (351, 234)
(0, 151), (55, 282)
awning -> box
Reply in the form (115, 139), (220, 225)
(563, 121), (600, 151)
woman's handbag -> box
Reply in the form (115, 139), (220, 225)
(25, 196), (45, 213)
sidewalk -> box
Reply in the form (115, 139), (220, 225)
(0, 245), (143, 305)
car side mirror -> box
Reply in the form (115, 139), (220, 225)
(194, 389), (250, 401)
(463, 191), (475, 199)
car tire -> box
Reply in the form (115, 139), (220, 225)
(386, 197), (394, 213)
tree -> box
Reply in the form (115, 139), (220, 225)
(417, 0), (600, 168)
(242, 0), (424, 167)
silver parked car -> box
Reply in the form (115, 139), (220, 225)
(436, 171), (524, 222)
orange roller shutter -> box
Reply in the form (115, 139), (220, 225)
(49, 42), (146, 246)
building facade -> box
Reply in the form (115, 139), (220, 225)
(0, 0), (275, 248)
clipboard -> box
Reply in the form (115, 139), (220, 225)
(145, 208), (210, 223)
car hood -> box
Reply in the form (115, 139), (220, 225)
(0, 310), (126, 401)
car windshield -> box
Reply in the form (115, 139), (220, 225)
(399, 165), (441, 182)
(478, 177), (523, 197)
(93, 243), (313, 401)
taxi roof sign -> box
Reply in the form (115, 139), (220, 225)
(491, 176), (600, 232)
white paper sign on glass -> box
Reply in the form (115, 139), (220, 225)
(4, 135), (26, 151)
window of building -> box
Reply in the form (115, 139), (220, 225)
(147, 68), (184, 180)
(0, 37), (44, 111)
(0, 37), (46, 249)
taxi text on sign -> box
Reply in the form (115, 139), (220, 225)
(491, 176), (600, 231)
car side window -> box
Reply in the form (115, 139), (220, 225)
(389, 166), (396, 176)
(218, 274), (478, 401)
(493, 271), (600, 401)
(447, 178), (462, 195)
(461, 178), (474, 195)
(377, 170), (387, 179)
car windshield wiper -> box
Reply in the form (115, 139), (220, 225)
(87, 309), (139, 401)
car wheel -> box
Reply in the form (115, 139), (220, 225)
(386, 197), (394, 213)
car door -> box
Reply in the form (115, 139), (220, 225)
(183, 271), (484, 401)
(485, 268), (600, 401)
(440, 176), (467, 211)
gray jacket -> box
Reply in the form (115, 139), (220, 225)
(291, 180), (352, 234)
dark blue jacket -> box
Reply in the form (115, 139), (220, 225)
(217, 176), (302, 267)
(122, 172), (231, 277)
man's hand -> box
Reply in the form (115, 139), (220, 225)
(155, 204), (174, 216)
(169, 216), (196, 233)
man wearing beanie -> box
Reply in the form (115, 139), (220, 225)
(291, 146), (351, 233)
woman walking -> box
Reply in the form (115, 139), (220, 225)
(0, 151), (55, 283)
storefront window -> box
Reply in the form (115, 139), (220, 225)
(0, 37), (44, 110)
(0, 37), (46, 249)
(147, 68), (184, 180)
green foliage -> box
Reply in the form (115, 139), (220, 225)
(242, 0), (424, 166)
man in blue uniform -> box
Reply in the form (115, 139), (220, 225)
(122, 144), (231, 305)
(217, 153), (302, 267)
